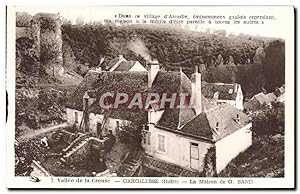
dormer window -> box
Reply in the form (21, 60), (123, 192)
(212, 122), (220, 135)
(236, 114), (240, 124)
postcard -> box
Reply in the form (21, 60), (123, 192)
(6, 5), (295, 189)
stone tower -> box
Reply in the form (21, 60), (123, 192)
(34, 13), (63, 75)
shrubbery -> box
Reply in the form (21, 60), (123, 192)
(15, 140), (46, 176)
(62, 23), (285, 96)
(15, 88), (66, 136)
(252, 102), (285, 135)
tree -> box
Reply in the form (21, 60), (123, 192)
(213, 29), (226, 37)
(62, 41), (76, 67)
(75, 16), (85, 25)
(227, 55), (235, 66)
(215, 54), (224, 66)
(262, 40), (285, 91)
(16, 37), (39, 75)
(252, 102), (285, 135)
(16, 12), (33, 27)
(253, 46), (266, 64)
(201, 146), (217, 177)
(40, 31), (62, 76)
(15, 140), (45, 176)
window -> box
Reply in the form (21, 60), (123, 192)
(75, 112), (78, 123)
(157, 134), (166, 153)
(116, 121), (120, 133)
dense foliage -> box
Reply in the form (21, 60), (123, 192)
(252, 102), (285, 135)
(15, 88), (66, 136)
(16, 37), (39, 76)
(201, 146), (217, 177)
(62, 24), (285, 97)
(16, 12), (32, 27)
(15, 140), (45, 176)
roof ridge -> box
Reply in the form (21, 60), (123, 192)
(207, 103), (227, 111)
(178, 110), (204, 130)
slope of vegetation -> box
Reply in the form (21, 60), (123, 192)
(62, 23), (285, 98)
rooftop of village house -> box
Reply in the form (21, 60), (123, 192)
(66, 57), (251, 142)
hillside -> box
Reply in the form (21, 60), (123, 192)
(62, 23), (285, 97)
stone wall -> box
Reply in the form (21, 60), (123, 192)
(16, 12), (63, 73)
(65, 140), (91, 165)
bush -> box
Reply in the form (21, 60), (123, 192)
(15, 88), (67, 134)
(118, 125), (142, 149)
(201, 146), (217, 177)
(252, 102), (285, 135)
(15, 140), (46, 176)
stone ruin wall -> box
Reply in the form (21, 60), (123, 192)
(16, 13), (63, 72)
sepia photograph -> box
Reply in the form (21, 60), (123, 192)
(6, 5), (295, 189)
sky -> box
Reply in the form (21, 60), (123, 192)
(14, 6), (293, 39)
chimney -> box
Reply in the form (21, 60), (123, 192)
(213, 91), (219, 100)
(234, 84), (238, 93)
(216, 122), (219, 131)
(148, 60), (160, 88)
(99, 57), (105, 66)
(236, 114), (240, 124)
(191, 65), (202, 115)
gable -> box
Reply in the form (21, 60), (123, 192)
(114, 61), (146, 72)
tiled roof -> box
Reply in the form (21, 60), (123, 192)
(156, 94), (211, 130)
(203, 103), (250, 141)
(265, 93), (277, 102)
(114, 61), (137, 71)
(253, 92), (277, 105)
(149, 71), (192, 94)
(66, 69), (249, 140)
(66, 70), (101, 110)
(244, 98), (262, 112)
(202, 82), (239, 100)
(254, 92), (271, 104)
(244, 91), (278, 112)
(159, 103), (251, 141)
(105, 57), (122, 70)
(180, 112), (213, 139)
(66, 70), (194, 124)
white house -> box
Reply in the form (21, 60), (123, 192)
(274, 85), (285, 103)
(244, 87), (284, 114)
(143, 105), (252, 174)
(142, 65), (252, 175)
